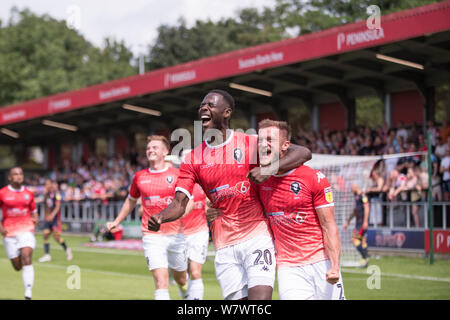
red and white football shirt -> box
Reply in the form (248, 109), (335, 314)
(258, 165), (334, 268)
(176, 130), (272, 250)
(129, 166), (182, 236)
(0, 185), (37, 237)
(181, 184), (208, 236)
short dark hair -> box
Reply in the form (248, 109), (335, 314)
(208, 89), (235, 110)
(258, 119), (292, 141)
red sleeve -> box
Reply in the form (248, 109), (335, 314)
(312, 170), (334, 209)
(175, 161), (196, 200)
(128, 173), (140, 200)
(248, 134), (259, 168)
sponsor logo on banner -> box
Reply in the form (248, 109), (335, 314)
(367, 229), (424, 250)
(238, 52), (284, 70)
(324, 187), (333, 203)
(48, 98), (72, 112)
(2, 109), (26, 122)
(164, 70), (196, 87)
(337, 27), (385, 51)
(425, 230), (450, 253)
(99, 86), (131, 100)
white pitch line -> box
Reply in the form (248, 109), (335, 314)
(341, 268), (450, 283)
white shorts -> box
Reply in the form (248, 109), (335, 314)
(142, 233), (187, 272)
(278, 259), (346, 300)
(215, 234), (276, 300)
(186, 231), (209, 264)
(3, 232), (36, 260)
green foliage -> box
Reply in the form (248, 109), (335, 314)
(436, 85), (450, 122)
(274, 0), (444, 36)
(147, 8), (285, 70)
(0, 8), (137, 107)
(356, 96), (383, 128)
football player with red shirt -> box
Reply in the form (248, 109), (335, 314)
(107, 136), (193, 300)
(148, 90), (311, 300)
(257, 119), (345, 300)
(0, 167), (38, 300)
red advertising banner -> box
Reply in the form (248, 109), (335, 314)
(424, 230), (450, 253)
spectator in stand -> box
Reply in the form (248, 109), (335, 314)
(396, 121), (408, 143)
(440, 146), (450, 201)
(427, 120), (440, 147)
(435, 136), (447, 160)
(403, 167), (421, 227)
(366, 167), (384, 226)
(387, 169), (407, 201)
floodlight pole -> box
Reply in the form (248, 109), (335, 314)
(427, 132), (434, 265)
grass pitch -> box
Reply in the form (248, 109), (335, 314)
(0, 234), (449, 300)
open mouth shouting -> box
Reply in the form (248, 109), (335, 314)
(200, 113), (212, 128)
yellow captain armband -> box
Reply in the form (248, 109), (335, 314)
(362, 195), (368, 203)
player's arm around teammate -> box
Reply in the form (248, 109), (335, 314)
(248, 144), (312, 184)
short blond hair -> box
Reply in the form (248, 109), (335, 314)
(258, 119), (291, 141)
(147, 135), (170, 152)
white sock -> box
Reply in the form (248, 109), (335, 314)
(154, 289), (170, 300)
(22, 265), (34, 299)
(188, 279), (204, 300)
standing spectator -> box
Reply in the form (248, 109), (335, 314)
(440, 146), (450, 201)
(396, 121), (409, 143)
(404, 167), (420, 227)
(427, 120), (440, 147)
(387, 169), (407, 201)
(435, 136), (447, 160)
(366, 168), (384, 226)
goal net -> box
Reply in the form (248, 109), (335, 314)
(305, 152), (427, 267)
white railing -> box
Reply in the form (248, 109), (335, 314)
(37, 201), (141, 223)
(370, 201), (448, 230)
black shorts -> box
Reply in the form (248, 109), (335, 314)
(43, 215), (61, 233)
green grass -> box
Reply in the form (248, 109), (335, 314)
(1, 234), (449, 300)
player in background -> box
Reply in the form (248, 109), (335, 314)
(0, 167), (38, 300)
(106, 136), (193, 300)
(177, 150), (209, 300)
(38, 179), (72, 262)
(148, 90), (312, 300)
(343, 184), (370, 268)
(255, 119), (345, 300)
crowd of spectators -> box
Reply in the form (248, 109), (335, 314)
(25, 153), (148, 204)
(24, 120), (450, 218)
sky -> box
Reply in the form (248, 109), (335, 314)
(1, 0), (276, 55)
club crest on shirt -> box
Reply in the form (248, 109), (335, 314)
(25, 194), (30, 201)
(324, 187), (333, 203)
(233, 148), (243, 163)
(290, 181), (301, 195)
(166, 175), (174, 184)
